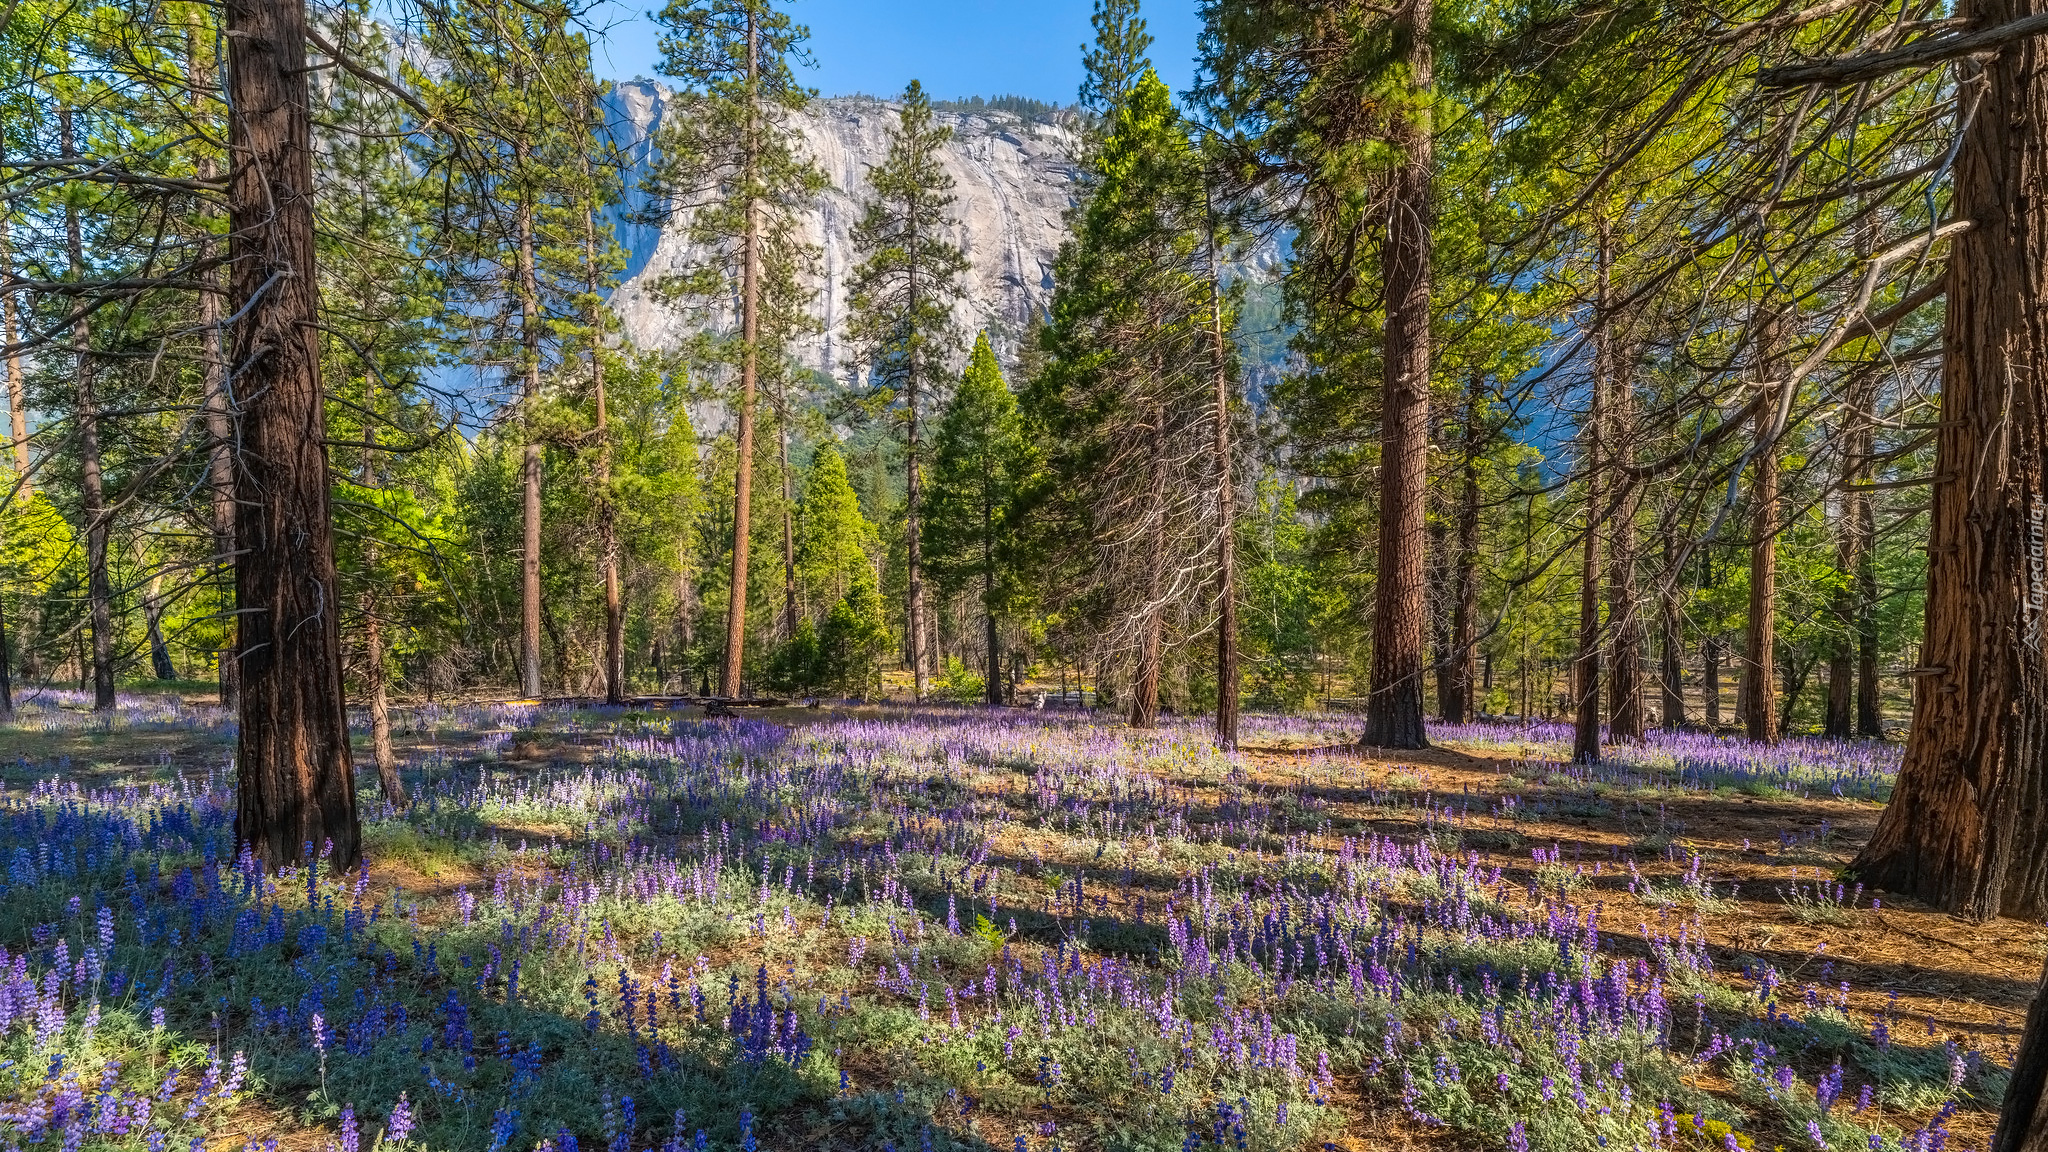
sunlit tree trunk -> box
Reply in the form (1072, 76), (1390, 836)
(1854, 0), (2048, 923)
(1363, 0), (1433, 750)
(227, 0), (360, 871)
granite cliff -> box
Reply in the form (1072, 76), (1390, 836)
(602, 83), (1082, 378)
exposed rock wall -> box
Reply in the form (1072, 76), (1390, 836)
(603, 83), (1080, 379)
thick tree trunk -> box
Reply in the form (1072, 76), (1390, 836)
(60, 110), (116, 712)
(1992, 957), (2048, 1152)
(1362, 0), (1433, 751)
(1853, 0), (2048, 923)
(1743, 316), (1784, 745)
(227, 0), (360, 872)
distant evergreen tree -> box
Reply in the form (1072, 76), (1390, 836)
(796, 444), (879, 621)
(926, 333), (1035, 706)
(846, 79), (968, 703)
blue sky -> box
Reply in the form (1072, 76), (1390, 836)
(586, 0), (1203, 104)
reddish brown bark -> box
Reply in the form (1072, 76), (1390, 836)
(1362, 0), (1433, 750)
(227, 0), (360, 872)
(721, 11), (761, 699)
(1854, 0), (2048, 924)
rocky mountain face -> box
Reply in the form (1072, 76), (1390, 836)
(602, 83), (1081, 379)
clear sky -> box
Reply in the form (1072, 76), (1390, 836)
(586, 0), (1203, 105)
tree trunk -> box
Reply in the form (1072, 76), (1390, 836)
(516, 151), (544, 700)
(187, 26), (236, 711)
(1603, 226), (1645, 744)
(60, 110), (116, 712)
(1660, 535), (1687, 728)
(1828, 367), (1879, 738)
(1442, 382), (1481, 724)
(1362, 0), (1433, 751)
(584, 183), (624, 706)
(722, 14), (760, 699)
(0, 598), (12, 722)
(227, 0), (360, 872)
(1131, 401), (1166, 730)
(1856, 495), (1884, 735)
(200, 194), (237, 709)
(1210, 195), (1239, 747)
(1571, 344), (1604, 764)
(359, 388), (404, 807)
(1992, 957), (2048, 1152)
(1704, 634), (1722, 728)
(1853, 0), (2048, 923)
(0, 203), (29, 485)
(1743, 315), (1783, 745)
(143, 571), (177, 680)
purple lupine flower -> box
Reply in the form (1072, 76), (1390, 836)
(1807, 1121), (1828, 1149)
(387, 1093), (414, 1144)
(339, 1105), (360, 1152)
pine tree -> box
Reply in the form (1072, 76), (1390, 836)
(927, 333), (1034, 707)
(796, 443), (879, 620)
(1078, 0), (1153, 121)
(1029, 70), (1223, 729)
(846, 79), (968, 703)
(647, 0), (825, 697)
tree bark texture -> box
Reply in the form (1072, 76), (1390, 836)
(1362, 0), (1433, 751)
(227, 0), (360, 872)
(1854, 0), (2048, 923)
(1992, 957), (2048, 1152)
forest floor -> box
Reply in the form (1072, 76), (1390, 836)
(0, 689), (2029, 1152)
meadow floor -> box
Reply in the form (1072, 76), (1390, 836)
(0, 692), (2033, 1152)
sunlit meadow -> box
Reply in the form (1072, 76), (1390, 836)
(0, 695), (2007, 1152)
